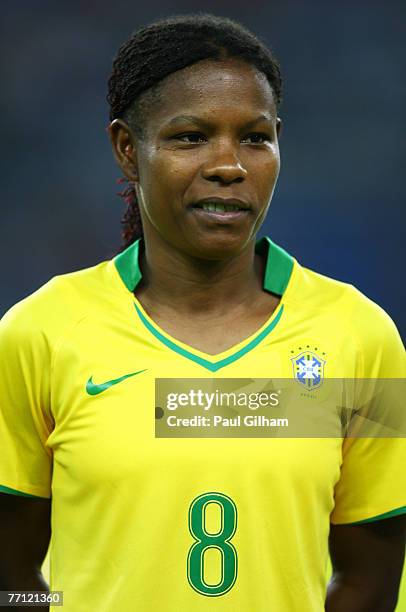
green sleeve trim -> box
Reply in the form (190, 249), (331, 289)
(0, 484), (49, 499)
(348, 506), (406, 525)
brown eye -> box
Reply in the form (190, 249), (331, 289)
(175, 133), (207, 144)
(243, 133), (271, 144)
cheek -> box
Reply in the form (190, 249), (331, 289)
(249, 152), (280, 197)
(136, 156), (195, 226)
(265, 145), (280, 173)
(265, 149), (280, 185)
(144, 153), (195, 201)
(268, 156), (280, 187)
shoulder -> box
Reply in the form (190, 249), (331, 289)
(289, 262), (405, 376)
(293, 263), (396, 326)
(0, 259), (116, 352)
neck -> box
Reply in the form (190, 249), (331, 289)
(134, 232), (265, 317)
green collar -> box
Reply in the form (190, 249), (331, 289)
(114, 236), (294, 296)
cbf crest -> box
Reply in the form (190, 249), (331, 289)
(291, 350), (326, 390)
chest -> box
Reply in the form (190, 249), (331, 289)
(48, 356), (343, 506)
(47, 314), (348, 491)
(46, 298), (359, 488)
(136, 295), (281, 355)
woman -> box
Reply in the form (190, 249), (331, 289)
(0, 13), (404, 612)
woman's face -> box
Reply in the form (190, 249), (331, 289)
(113, 58), (281, 259)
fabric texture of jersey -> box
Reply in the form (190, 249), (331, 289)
(0, 236), (404, 611)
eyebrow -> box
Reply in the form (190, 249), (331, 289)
(166, 113), (273, 129)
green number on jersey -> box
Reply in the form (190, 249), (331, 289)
(187, 492), (238, 596)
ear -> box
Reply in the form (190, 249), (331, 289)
(107, 118), (139, 182)
(276, 117), (282, 139)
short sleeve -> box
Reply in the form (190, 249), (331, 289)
(0, 302), (53, 499)
(330, 298), (406, 524)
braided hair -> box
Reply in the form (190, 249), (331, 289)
(107, 13), (283, 249)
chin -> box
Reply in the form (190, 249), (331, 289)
(186, 232), (253, 259)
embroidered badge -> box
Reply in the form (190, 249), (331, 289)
(291, 349), (326, 390)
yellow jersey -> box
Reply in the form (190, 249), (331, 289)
(0, 236), (404, 611)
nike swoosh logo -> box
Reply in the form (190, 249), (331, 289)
(86, 369), (148, 396)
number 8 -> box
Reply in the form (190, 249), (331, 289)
(187, 492), (238, 596)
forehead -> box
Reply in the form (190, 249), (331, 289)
(143, 58), (276, 128)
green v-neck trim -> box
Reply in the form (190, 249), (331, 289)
(134, 301), (284, 372)
(114, 236), (294, 370)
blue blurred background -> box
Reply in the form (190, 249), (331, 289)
(1, 2), (405, 606)
(1, 0), (405, 340)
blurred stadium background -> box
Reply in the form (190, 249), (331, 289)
(1, 0), (405, 608)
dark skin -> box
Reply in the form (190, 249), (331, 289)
(1, 496), (404, 612)
(109, 57), (406, 608)
(327, 517), (405, 611)
(0, 493), (50, 611)
(1, 58), (404, 610)
(110, 58), (281, 355)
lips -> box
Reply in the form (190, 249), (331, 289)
(190, 197), (250, 211)
(188, 197), (250, 224)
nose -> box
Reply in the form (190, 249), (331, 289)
(201, 145), (248, 184)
